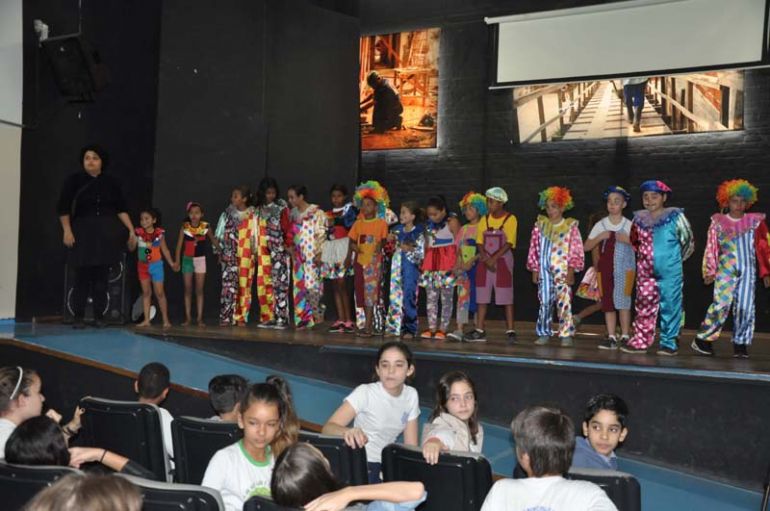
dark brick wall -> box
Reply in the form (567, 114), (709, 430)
(360, 2), (770, 331)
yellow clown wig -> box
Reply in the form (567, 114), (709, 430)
(716, 179), (758, 209)
(354, 180), (390, 218)
(538, 186), (574, 211)
(458, 191), (488, 216)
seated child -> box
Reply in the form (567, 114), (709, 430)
(135, 362), (174, 462)
(571, 394), (629, 471)
(481, 406), (617, 511)
(23, 473), (143, 511)
(271, 442), (426, 511)
(208, 374), (248, 422)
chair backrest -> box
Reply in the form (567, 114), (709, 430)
(298, 431), (368, 486)
(79, 396), (170, 482)
(566, 468), (642, 511)
(381, 443), (492, 511)
(120, 474), (224, 511)
(172, 416), (241, 484)
(244, 495), (301, 511)
(0, 461), (82, 511)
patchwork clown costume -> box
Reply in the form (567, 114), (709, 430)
(625, 181), (694, 352)
(526, 187), (585, 339)
(135, 226), (166, 282)
(256, 198), (291, 327)
(419, 212), (458, 336)
(456, 192), (488, 327)
(288, 202), (327, 328)
(356, 207), (398, 333)
(694, 180), (770, 353)
(385, 222), (425, 336)
(216, 205), (258, 325)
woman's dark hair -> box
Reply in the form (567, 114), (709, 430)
(426, 195), (448, 213)
(79, 144), (109, 171)
(429, 371), (480, 444)
(257, 177), (280, 207)
(329, 184), (348, 197)
(0, 366), (38, 415)
(232, 185), (254, 207)
(271, 443), (341, 508)
(400, 200), (425, 223)
(239, 376), (299, 457)
(5, 416), (70, 467)
(583, 393), (629, 429)
(139, 207), (162, 227)
(288, 184), (308, 201)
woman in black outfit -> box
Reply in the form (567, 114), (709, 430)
(57, 145), (136, 327)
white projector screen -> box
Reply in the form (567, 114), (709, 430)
(486, 0), (769, 87)
(0, 0), (23, 126)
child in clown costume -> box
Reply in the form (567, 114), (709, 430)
(448, 192), (487, 341)
(287, 185), (327, 328)
(621, 180), (694, 355)
(526, 187), (585, 347)
(385, 201), (425, 338)
(691, 179), (770, 358)
(346, 181), (390, 337)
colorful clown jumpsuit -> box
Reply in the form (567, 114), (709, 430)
(627, 208), (694, 350)
(289, 204), (327, 328)
(696, 213), (770, 346)
(419, 220), (458, 333)
(257, 199), (291, 326)
(385, 224), (425, 336)
(135, 227), (165, 282)
(216, 206), (258, 325)
(526, 216), (585, 338)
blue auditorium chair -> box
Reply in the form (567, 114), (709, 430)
(121, 474), (224, 511)
(566, 468), (641, 511)
(244, 495), (300, 511)
(299, 430), (369, 486)
(172, 416), (240, 484)
(0, 461), (81, 511)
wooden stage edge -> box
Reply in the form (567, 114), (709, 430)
(138, 319), (770, 380)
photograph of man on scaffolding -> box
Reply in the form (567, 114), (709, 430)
(360, 28), (440, 150)
(514, 69), (744, 144)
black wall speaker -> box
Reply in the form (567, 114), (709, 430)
(63, 253), (127, 324)
(41, 33), (109, 101)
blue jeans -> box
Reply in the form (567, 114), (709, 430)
(367, 462), (382, 483)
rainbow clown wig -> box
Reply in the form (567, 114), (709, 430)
(538, 186), (574, 211)
(459, 191), (488, 216)
(717, 179), (758, 209)
(354, 180), (390, 218)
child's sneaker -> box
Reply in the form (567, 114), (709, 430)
(433, 330), (447, 340)
(656, 346), (678, 356)
(560, 336), (574, 347)
(534, 335), (550, 345)
(620, 343), (647, 354)
(464, 329), (487, 342)
(420, 329), (434, 339)
(690, 338), (714, 356)
(506, 330), (517, 344)
(342, 321), (355, 334)
(733, 343), (749, 358)
(447, 330), (465, 341)
(328, 321), (345, 333)
(257, 320), (276, 329)
(274, 320), (288, 330)
(598, 335), (618, 350)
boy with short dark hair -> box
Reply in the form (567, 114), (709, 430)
(135, 362), (174, 461)
(481, 406), (617, 511)
(571, 394), (629, 471)
(207, 374), (248, 422)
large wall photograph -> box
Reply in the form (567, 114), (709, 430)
(514, 70), (744, 143)
(359, 28), (439, 150)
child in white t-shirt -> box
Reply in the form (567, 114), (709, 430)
(202, 377), (299, 511)
(421, 371), (484, 464)
(322, 341), (420, 483)
(481, 406), (617, 511)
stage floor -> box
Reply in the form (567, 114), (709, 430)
(138, 319), (770, 381)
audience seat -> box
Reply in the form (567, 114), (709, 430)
(0, 461), (82, 511)
(381, 443), (492, 511)
(298, 430), (368, 486)
(121, 474), (224, 511)
(172, 416), (240, 484)
(567, 468), (641, 511)
(79, 396), (171, 482)
(244, 495), (300, 511)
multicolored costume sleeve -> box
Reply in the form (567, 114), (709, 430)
(529, 216), (581, 338)
(627, 208), (692, 350)
(218, 206), (258, 325)
(696, 213), (767, 346)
